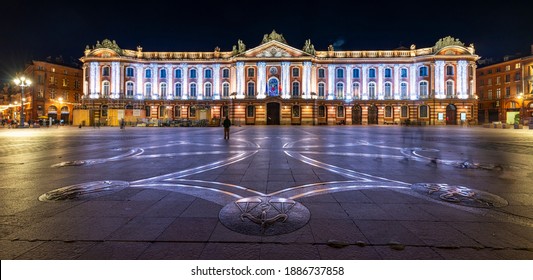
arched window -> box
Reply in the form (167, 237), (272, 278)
(337, 106), (344, 118)
(222, 68), (230, 78)
(126, 67), (134, 77)
(174, 106), (181, 118)
(189, 68), (197, 79)
(318, 83), (325, 97)
(160, 83), (167, 97)
(446, 65), (454, 75)
(292, 82), (300, 97)
(385, 106), (393, 118)
(419, 81), (428, 97)
(222, 83), (230, 97)
(175, 83), (182, 97)
(190, 83), (197, 97)
(160, 69), (167, 79)
(446, 80), (454, 97)
(102, 81), (110, 96)
(369, 68), (376, 78)
(384, 82), (392, 98)
(336, 82), (344, 99)
(401, 105), (408, 118)
(352, 82), (360, 99)
(292, 67), (299, 77)
(336, 68), (344, 78)
(384, 68), (392, 78)
(205, 69), (212, 79)
(102, 66), (110, 77)
(175, 68), (182, 79)
(353, 68), (360, 79)
(401, 82), (408, 99)
(126, 82), (134, 97)
(145, 83), (152, 96)
(247, 82), (255, 97)
(318, 68), (325, 78)
(368, 82), (376, 99)
(419, 105), (429, 118)
(205, 83), (212, 97)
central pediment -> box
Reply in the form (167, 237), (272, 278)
(239, 40), (313, 58)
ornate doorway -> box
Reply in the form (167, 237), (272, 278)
(352, 105), (362, 125)
(267, 102), (280, 125)
(446, 104), (457, 125)
(368, 105), (378, 124)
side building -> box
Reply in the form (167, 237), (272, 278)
(476, 48), (533, 125)
(76, 31), (479, 126)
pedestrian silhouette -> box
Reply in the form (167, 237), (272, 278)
(223, 116), (231, 140)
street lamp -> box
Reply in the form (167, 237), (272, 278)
(13, 76), (31, 128)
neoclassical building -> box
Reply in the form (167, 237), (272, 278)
(76, 30), (479, 126)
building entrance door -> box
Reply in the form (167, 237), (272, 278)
(446, 104), (457, 125)
(368, 105), (378, 124)
(267, 102), (280, 125)
(352, 105), (362, 125)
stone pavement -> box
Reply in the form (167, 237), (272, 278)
(0, 125), (532, 260)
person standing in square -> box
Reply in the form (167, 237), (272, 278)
(223, 115), (231, 140)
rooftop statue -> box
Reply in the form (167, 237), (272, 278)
(434, 36), (465, 51)
(261, 30), (288, 44)
(302, 39), (316, 55)
(91, 39), (123, 55)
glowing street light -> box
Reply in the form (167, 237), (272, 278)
(13, 76), (31, 128)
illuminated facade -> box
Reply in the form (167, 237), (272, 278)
(77, 31), (479, 126)
(476, 50), (533, 125)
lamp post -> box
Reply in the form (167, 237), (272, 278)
(13, 76), (31, 128)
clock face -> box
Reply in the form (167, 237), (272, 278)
(269, 67), (278, 75)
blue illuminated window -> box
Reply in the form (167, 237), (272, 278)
(205, 69), (212, 78)
(145, 69), (152, 79)
(368, 68), (376, 78)
(419, 66), (428, 77)
(175, 69), (182, 78)
(318, 68), (325, 78)
(190, 69), (197, 79)
(160, 69), (167, 79)
(353, 68), (360, 78)
(401, 68), (408, 78)
(384, 68), (392, 78)
(222, 69), (230, 78)
(126, 67), (134, 77)
(336, 68), (344, 79)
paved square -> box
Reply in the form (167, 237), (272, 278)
(1, 125), (532, 259)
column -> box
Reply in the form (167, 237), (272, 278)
(167, 65), (173, 99)
(181, 63), (188, 100)
(90, 62), (100, 98)
(136, 64), (143, 98)
(345, 64), (352, 100)
(111, 62), (120, 97)
(435, 60), (445, 98)
(377, 64), (384, 100)
(457, 60), (468, 98)
(257, 62), (266, 99)
(213, 64), (221, 100)
(303, 61), (312, 98)
(310, 65), (317, 94)
(393, 65), (400, 99)
(197, 64), (204, 100)
(281, 61), (291, 98)
(409, 64), (417, 100)
(361, 64), (368, 100)
(327, 64), (335, 100)
(470, 63), (477, 98)
(236, 61), (244, 98)
(151, 63), (158, 98)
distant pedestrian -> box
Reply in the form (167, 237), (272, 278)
(223, 115), (231, 140)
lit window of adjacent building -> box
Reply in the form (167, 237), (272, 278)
(505, 87), (510, 97)
(505, 65), (511, 71)
(496, 77), (501, 85)
(515, 63), (521, 69)
(496, 88), (501, 99)
(352, 82), (360, 98)
(102, 81), (110, 96)
(488, 89), (492, 100)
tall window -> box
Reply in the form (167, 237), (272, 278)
(145, 69), (152, 79)
(401, 105), (408, 118)
(175, 68), (182, 78)
(318, 82), (325, 97)
(336, 82), (344, 99)
(419, 81), (428, 97)
(384, 68), (392, 78)
(205, 69), (212, 78)
(247, 67), (255, 77)
(174, 106), (181, 118)
(419, 105), (428, 118)
(401, 82), (408, 98)
(292, 82), (300, 96)
(126, 67), (134, 77)
(205, 83), (212, 97)
(292, 67), (299, 77)
(384, 82), (392, 98)
(446, 65), (454, 75)
(222, 68), (230, 78)
(337, 106), (344, 118)
(145, 83), (152, 96)
(223, 83), (229, 97)
(368, 83), (376, 99)
(190, 69), (197, 79)
(446, 80), (454, 96)
(368, 68), (376, 78)
(353, 68), (360, 79)
(318, 105), (326, 117)
(126, 82), (134, 97)
(401, 68), (408, 78)
(385, 106), (392, 118)
(160, 83), (167, 97)
(190, 83), (197, 97)
(318, 68), (325, 78)
(247, 105), (255, 117)
(336, 68), (344, 79)
(352, 82), (360, 99)
(160, 69), (167, 79)
(247, 82), (255, 97)
(102, 81), (110, 96)
(102, 66), (110, 76)
(175, 83), (182, 97)
(419, 66), (428, 77)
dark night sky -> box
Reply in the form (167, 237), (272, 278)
(1, 0), (532, 83)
